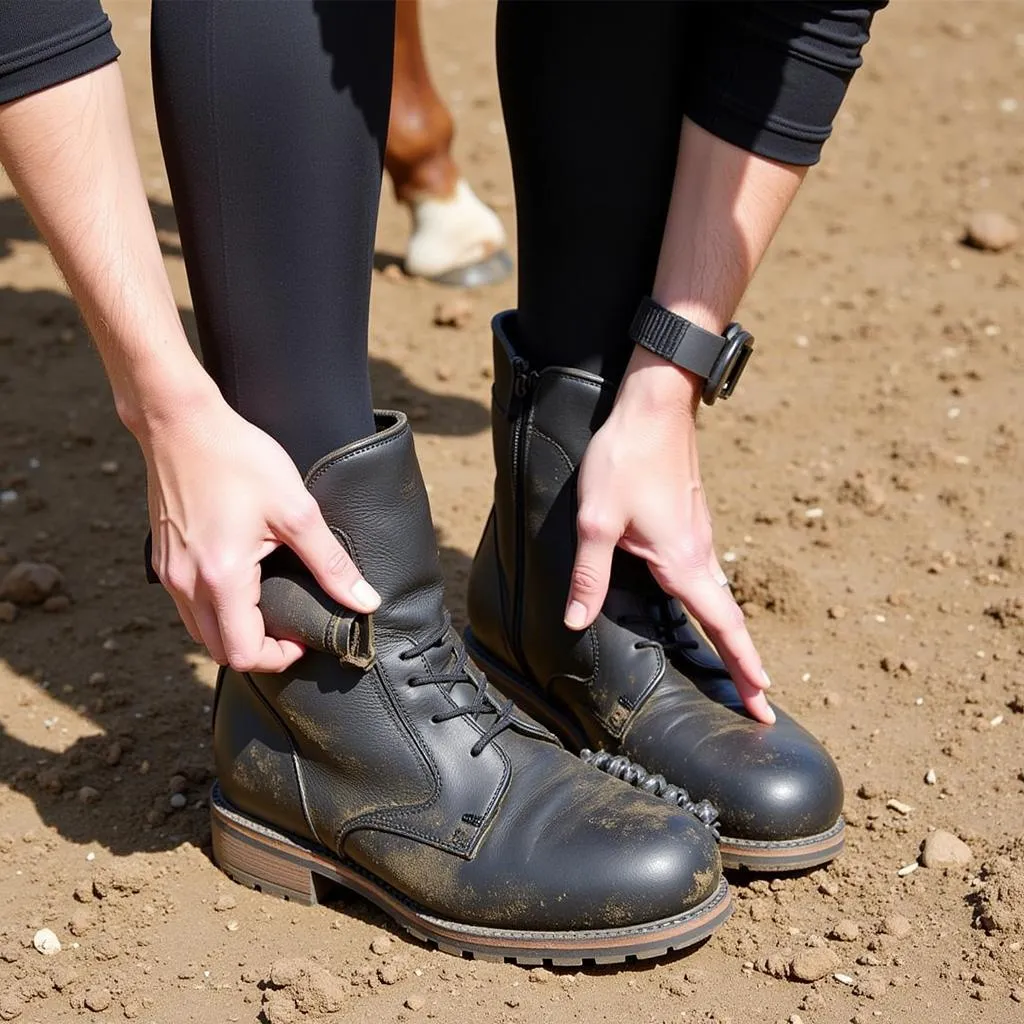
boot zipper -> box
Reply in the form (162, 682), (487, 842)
(509, 356), (537, 672)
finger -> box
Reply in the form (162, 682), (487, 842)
(663, 569), (775, 725)
(708, 551), (729, 588)
(275, 498), (380, 613)
(565, 510), (617, 630)
(208, 571), (306, 673)
(192, 598), (229, 666)
(170, 594), (203, 645)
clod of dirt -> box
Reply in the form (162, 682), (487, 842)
(433, 297), (473, 328)
(529, 967), (553, 983)
(262, 993), (299, 1024)
(405, 994), (426, 1012)
(78, 786), (100, 805)
(266, 959), (347, 1015)
(32, 929), (61, 955)
(789, 947), (840, 983)
(42, 594), (71, 613)
(84, 988), (111, 1013)
(880, 914), (912, 938)
(92, 864), (147, 898)
(973, 843), (1024, 937)
(49, 963), (78, 991)
(214, 894), (237, 912)
(828, 920), (861, 942)
(920, 830), (972, 868)
(855, 976), (887, 999)
(0, 562), (64, 606)
(963, 211), (1019, 252)
(837, 472), (887, 515)
(729, 555), (814, 619)
(0, 995), (24, 1021)
(369, 934), (392, 956)
(0, 601), (16, 623)
(68, 909), (94, 937)
(377, 962), (405, 985)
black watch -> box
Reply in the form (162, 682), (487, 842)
(628, 296), (754, 405)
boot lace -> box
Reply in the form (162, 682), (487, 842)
(400, 612), (517, 757)
(619, 605), (700, 657)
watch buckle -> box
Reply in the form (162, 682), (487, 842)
(702, 324), (754, 406)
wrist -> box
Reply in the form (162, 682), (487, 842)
(613, 345), (703, 422)
(114, 356), (223, 443)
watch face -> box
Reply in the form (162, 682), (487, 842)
(704, 327), (754, 405)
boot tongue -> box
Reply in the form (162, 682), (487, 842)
(304, 413), (445, 640)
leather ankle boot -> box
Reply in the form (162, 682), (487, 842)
(466, 314), (845, 873)
(210, 412), (730, 964)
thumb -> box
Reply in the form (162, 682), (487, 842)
(565, 511), (616, 631)
(276, 498), (381, 614)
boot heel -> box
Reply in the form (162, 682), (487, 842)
(210, 784), (332, 906)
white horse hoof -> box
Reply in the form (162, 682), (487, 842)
(404, 179), (513, 287)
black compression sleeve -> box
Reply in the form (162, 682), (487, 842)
(684, 2), (887, 166)
(0, 0), (119, 105)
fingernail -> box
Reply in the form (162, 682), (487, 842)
(564, 600), (588, 630)
(761, 669), (772, 689)
(713, 568), (729, 587)
(764, 704), (777, 725)
(352, 579), (381, 611)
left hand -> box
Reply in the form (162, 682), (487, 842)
(565, 347), (774, 724)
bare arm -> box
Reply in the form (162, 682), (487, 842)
(568, 119), (807, 725)
(0, 63), (379, 670)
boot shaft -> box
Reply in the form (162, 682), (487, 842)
(471, 312), (667, 740)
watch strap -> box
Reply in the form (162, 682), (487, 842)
(628, 297), (726, 379)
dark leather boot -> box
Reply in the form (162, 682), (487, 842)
(210, 412), (730, 964)
(466, 313), (845, 873)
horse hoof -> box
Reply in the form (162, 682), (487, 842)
(424, 248), (514, 288)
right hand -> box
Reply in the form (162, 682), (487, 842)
(140, 392), (380, 673)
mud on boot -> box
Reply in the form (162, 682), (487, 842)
(210, 412), (730, 964)
(465, 313), (845, 873)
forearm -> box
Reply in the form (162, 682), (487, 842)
(618, 119), (806, 415)
(0, 62), (217, 437)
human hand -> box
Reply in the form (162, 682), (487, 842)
(140, 390), (380, 673)
(564, 348), (774, 724)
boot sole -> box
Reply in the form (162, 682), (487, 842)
(464, 628), (845, 874)
(209, 783), (732, 966)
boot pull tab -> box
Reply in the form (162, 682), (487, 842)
(258, 572), (375, 669)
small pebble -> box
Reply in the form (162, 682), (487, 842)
(405, 995), (426, 1011)
(897, 862), (919, 877)
(0, 602), (16, 624)
(432, 298), (473, 329)
(881, 914), (912, 939)
(32, 929), (61, 955)
(887, 799), (913, 815)
(84, 987), (111, 1012)
(964, 211), (1019, 252)
(828, 920), (860, 942)
(834, 973), (855, 986)
(169, 793), (187, 810)
(370, 935), (392, 956)
(214, 894), (237, 912)
(920, 830), (972, 868)
(78, 786), (100, 805)
(925, 769), (937, 786)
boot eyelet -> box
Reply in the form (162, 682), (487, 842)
(430, 714), (441, 724)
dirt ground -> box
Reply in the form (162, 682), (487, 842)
(2, 3), (1024, 1022)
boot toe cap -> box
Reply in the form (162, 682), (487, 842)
(693, 710), (844, 842)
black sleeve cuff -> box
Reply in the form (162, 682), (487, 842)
(0, 7), (120, 105)
(683, 2), (887, 167)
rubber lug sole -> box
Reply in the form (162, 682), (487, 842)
(210, 783), (732, 966)
(464, 628), (845, 874)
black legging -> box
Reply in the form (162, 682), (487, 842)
(150, 1), (882, 468)
(151, 0), (391, 471)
